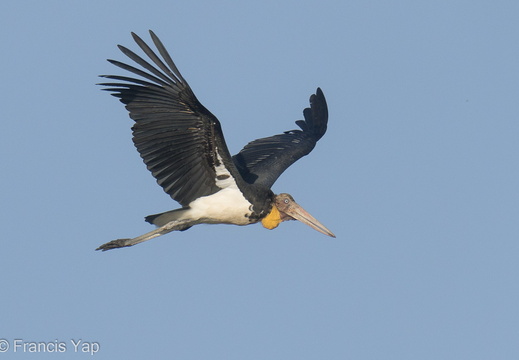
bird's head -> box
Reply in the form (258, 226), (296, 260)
(261, 193), (335, 237)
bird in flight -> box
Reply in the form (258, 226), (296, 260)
(96, 31), (335, 251)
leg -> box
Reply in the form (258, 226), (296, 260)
(96, 219), (194, 251)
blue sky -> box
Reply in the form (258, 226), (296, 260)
(1, 1), (519, 359)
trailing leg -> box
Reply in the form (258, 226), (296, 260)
(96, 218), (195, 251)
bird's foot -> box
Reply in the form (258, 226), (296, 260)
(95, 239), (132, 251)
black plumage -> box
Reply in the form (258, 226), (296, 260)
(233, 88), (328, 187)
(100, 31), (233, 207)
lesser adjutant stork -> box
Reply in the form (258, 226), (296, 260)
(97, 31), (335, 251)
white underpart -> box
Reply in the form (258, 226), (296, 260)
(182, 149), (253, 225)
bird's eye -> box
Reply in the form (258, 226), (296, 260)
(284, 199), (289, 204)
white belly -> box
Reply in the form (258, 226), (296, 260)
(184, 187), (253, 225)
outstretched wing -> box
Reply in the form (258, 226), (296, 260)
(99, 31), (240, 207)
(232, 88), (328, 188)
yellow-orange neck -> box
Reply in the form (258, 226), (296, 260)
(261, 205), (282, 230)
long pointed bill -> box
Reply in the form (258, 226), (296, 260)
(285, 202), (336, 238)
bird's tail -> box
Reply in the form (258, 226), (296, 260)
(145, 208), (190, 227)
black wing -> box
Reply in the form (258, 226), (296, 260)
(232, 88), (328, 188)
(99, 31), (239, 207)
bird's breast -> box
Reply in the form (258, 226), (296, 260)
(185, 187), (255, 225)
